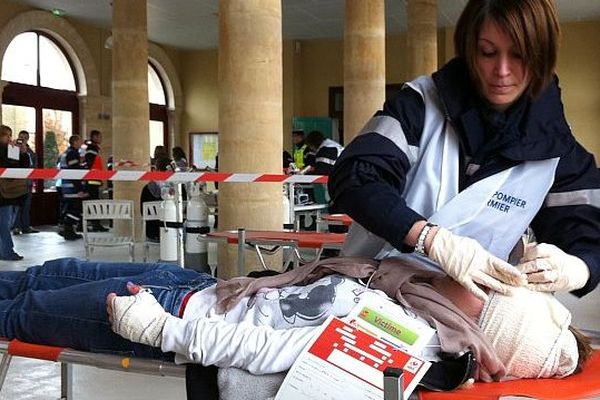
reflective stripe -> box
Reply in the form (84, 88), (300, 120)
(315, 157), (336, 165)
(66, 213), (80, 221)
(86, 150), (98, 155)
(544, 189), (600, 208)
(67, 159), (79, 166)
(359, 115), (417, 163)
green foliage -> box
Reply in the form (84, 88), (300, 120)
(44, 131), (59, 168)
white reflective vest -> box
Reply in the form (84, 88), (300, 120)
(342, 76), (559, 267)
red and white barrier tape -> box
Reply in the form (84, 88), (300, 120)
(0, 168), (329, 183)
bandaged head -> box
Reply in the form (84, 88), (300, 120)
(478, 287), (578, 379)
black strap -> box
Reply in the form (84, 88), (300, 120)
(161, 221), (184, 229)
(185, 364), (219, 400)
(185, 226), (211, 234)
(419, 351), (476, 392)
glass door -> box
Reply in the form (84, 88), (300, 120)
(43, 108), (72, 189)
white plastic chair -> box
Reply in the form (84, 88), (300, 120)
(142, 201), (162, 262)
(82, 200), (135, 261)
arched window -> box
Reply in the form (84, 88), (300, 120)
(2, 31), (79, 194)
(148, 61), (168, 159)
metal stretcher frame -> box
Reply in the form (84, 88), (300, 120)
(418, 350), (600, 400)
(200, 229), (346, 275)
(316, 213), (353, 232)
(0, 338), (184, 399)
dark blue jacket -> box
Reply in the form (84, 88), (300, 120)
(61, 146), (86, 197)
(329, 58), (600, 297)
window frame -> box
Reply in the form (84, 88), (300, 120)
(148, 61), (168, 152)
(1, 31), (79, 193)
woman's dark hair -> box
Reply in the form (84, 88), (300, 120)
(155, 156), (171, 172)
(454, 0), (560, 99)
(569, 326), (593, 374)
(153, 145), (168, 160)
(172, 146), (186, 161)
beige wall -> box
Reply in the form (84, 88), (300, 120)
(282, 40), (295, 152)
(68, 20), (112, 97)
(179, 48), (218, 152)
(295, 39), (343, 116)
(557, 21), (600, 158)
(0, 2), (32, 26)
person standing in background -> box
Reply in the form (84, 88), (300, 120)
(151, 146), (169, 170)
(12, 130), (38, 235)
(171, 146), (188, 170)
(292, 130), (311, 170)
(0, 125), (29, 260)
(59, 135), (86, 241)
(304, 130), (344, 176)
(84, 130), (108, 232)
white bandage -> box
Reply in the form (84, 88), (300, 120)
(110, 290), (174, 348)
(478, 287), (578, 379)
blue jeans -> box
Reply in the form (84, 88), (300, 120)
(0, 258), (216, 359)
(13, 191), (31, 230)
(0, 205), (16, 258)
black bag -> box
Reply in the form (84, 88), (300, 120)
(0, 178), (28, 199)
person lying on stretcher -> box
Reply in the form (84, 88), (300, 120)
(0, 258), (592, 388)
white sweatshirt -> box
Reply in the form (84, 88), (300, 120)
(161, 275), (375, 374)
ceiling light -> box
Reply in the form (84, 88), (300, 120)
(51, 8), (66, 17)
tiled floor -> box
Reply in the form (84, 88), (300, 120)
(1, 226), (599, 399)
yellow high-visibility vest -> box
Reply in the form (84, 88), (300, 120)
(293, 144), (307, 169)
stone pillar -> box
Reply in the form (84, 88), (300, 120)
(407, 0), (438, 78)
(0, 80), (9, 123)
(343, 0), (386, 144)
(111, 0), (149, 238)
(218, 0), (283, 278)
(167, 108), (181, 148)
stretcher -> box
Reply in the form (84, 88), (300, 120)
(317, 213), (353, 232)
(0, 338), (184, 399)
(418, 350), (600, 400)
(1, 341), (598, 400)
(201, 229), (346, 274)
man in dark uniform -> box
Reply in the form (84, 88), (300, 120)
(84, 130), (108, 232)
(60, 135), (86, 240)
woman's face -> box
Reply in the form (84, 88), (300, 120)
(474, 19), (531, 111)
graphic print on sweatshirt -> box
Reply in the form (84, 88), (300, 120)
(245, 275), (369, 328)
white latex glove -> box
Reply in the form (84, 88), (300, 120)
(428, 227), (527, 301)
(108, 288), (174, 347)
(516, 243), (590, 292)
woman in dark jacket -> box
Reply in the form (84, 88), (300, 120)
(329, 0), (600, 299)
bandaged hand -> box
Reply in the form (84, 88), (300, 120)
(107, 287), (174, 348)
(428, 227), (526, 301)
(516, 243), (590, 292)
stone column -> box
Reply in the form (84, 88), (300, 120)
(343, 0), (386, 144)
(111, 0), (149, 238)
(0, 80), (9, 123)
(167, 108), (181, 148)
(218, 0), (283, 278)
(407, 0), (438, 78)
